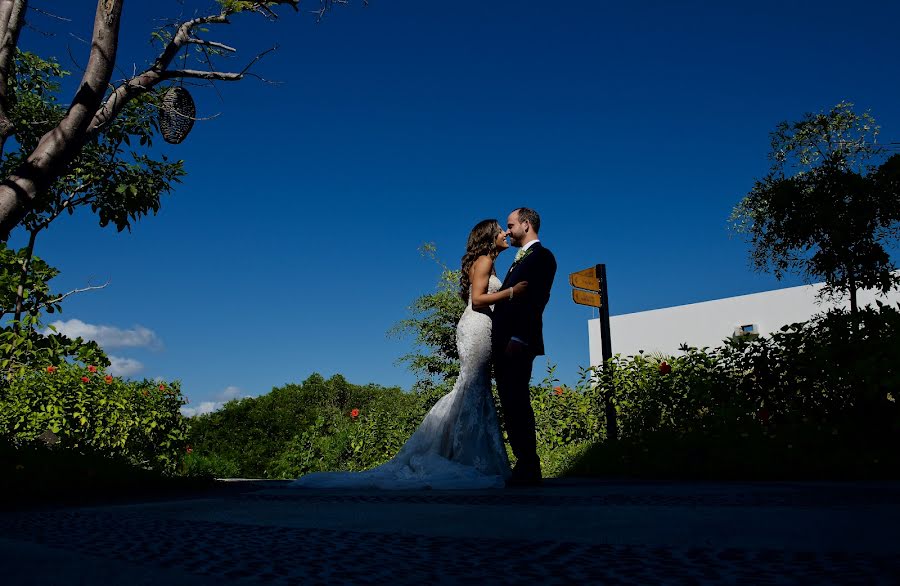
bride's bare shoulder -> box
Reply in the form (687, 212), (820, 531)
(470, 254), (493, 274)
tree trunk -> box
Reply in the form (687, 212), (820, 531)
(848, 269), (858, 317)
(0, 0), (123, 240)
(0, 0), (27, 157)
(13, 226), (36, 325)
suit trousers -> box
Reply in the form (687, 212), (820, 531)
(494, 347), (539, 471)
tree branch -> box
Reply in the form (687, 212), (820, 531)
(29, 6), (71, 22)
(185, 38), (237, 53)
(160, 43), (278, 82)
(160, 68), (242, 82)
(87, 2), (298, 137)
(42, 280), (110, 308)
(0, 0), (309, 240)
(239, 44), (277, 74)
(28, 164), (116, 234)
(197, 42), (227, 101)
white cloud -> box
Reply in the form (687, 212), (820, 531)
(46, 319), (163, 350)
(219, 386), (241, 400)
(180, 401), (221, 418)
(108, 355), (144, 377)
(180, 386), (245, 418)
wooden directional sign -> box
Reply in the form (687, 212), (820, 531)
(572, 289), (602, 307)
(570, 272), (601, 292)
(570, 265), (602, 306)
(571, 263), (612, 369)
(570, 266), (596, 279)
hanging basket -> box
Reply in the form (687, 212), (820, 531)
(159, 86), (196, 144)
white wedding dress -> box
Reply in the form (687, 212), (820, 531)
(291, 275), (511, 490)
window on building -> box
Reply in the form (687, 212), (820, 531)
(733, 323), (759, 338)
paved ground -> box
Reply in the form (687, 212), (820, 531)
(2, 478), (900, 584)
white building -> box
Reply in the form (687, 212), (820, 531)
(588, 280), (900, 364)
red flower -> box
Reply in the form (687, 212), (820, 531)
(186, 446), (193, 454)
(158, 384), (166, 392)
(46, 366), (57, 373)
(104, 375), (113, 384)
(87, 365), (98, 373)
(350, 408), (360, 418)
(658, 361), (672, 375)
(81, 376), (90, 383)
(553, 386), (564, 396)
(757, 408), (770, 424)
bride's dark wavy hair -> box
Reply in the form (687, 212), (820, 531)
(460, 219), (501, 301)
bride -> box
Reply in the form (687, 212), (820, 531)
(291, 219), (527, 489)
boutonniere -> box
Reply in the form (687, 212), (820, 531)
(510, 247), (534, 268)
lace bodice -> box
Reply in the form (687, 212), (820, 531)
(467, 274), (503, 308)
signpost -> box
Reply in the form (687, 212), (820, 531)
(569, 264), (612, 364)
(570, 263), (616, 442)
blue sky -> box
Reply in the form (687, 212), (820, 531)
(13, 0), (900, 414)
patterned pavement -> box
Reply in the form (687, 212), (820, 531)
(1, 480), (899, 584)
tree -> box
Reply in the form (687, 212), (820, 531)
(732, 102), (900, 314)
(0, 0), (353, 239)
(1, 50), (185, 323)
(389, 244), (465, 396)
(0, 242), (109, 379)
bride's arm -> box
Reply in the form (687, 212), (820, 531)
(470, 256), (527, 310)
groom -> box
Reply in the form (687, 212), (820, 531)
(493, 207), (557, 486)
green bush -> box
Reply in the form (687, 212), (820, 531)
(185, 306), (900, 481)
(599, 304), (900, 438)
(182, 451), (241, 479)
(190, 369), (600, 480)
(567, 304), (900, 479)
(524, 364), (603, 476)
(720, 304), (900, 428)
(187, 373), (423, 479)
(0, 363), (189, 474)
(264, 407), (417, 478)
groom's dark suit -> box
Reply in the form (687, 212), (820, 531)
(492, 241), (556, 481)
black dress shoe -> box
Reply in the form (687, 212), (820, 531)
(505, 474), (542, 488)
(506, 463), (542, 487)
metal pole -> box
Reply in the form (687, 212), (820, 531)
(597, 263), (617, 442)
(598, 263), (612, 363)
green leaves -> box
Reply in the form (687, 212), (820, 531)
(732, 102), (900, 310)
(217, 0), (280, 14)
(586, 303), (900, 454)
(389, 245), (466, 393)
(0, 242), (112, 379)
(149, 29), (173, 47)
(3, 53), (187, 235)
(185, 373), (420, 479)
(0, 364), (189, 475)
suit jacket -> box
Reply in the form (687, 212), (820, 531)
(492, 242), (557, 356)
